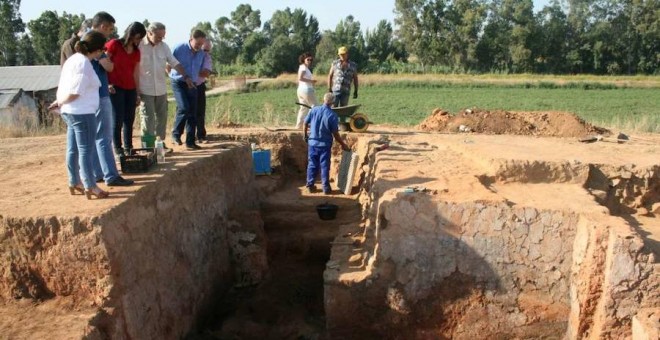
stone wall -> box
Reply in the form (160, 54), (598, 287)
(372, 193), (576, 338)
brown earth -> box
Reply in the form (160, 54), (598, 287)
(0, 124), (658, 339)
(418, 108), (610, 137)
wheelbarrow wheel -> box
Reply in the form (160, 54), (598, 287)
(349, 113), (369, 133)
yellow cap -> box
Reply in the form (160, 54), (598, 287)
(337, 46), (348, 55)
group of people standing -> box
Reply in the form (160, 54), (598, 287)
(299, 46), (358, 195)
(55, 11), (213, 199)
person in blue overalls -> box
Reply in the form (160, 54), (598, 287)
(303, 92), (351, 194)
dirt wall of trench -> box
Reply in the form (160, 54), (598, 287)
(0, 145), (268, 339)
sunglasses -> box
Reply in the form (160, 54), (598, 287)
(305, 58), (313, 61)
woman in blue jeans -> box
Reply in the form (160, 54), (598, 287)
(106, 22), (146, 155)
(50, 31), (109, 199)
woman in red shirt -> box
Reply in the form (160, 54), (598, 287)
(106, 22), (146, 156)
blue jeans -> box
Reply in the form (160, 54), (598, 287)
(111, 87), (138, 151)
(196, 82), (207, 140)
(63, 113), (97, 189)
(92, 96), (121, 183)
(171, 80), (198, 146)
(306, 145), (332, 190)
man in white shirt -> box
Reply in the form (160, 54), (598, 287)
(138, 22), (189, 152)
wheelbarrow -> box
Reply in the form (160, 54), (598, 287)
(296, 102), (371, 132)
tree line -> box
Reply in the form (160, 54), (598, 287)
(1, 0), (657, 76)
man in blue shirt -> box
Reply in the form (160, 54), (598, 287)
(86, 12), (133, 186)
(303, 92), (350, 194)
(170, 29), (206, 150)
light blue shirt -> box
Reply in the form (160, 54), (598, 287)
(305, 104), (339, 148)
(169, 42), (205, 84)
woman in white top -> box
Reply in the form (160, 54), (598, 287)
(295, 52), (317, 129)
(49, 31), (109, 199)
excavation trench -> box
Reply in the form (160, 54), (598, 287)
(0, 131), (657, 339)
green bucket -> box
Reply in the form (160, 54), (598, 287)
(141, 134), (156, 148)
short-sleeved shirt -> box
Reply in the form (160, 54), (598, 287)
(105, 39), (141, 90)
(304, 104), (339, 148)
(330, 59), (357, 93)
(169, 42), (206, 84)
(298, 64), (313, 91)
(195, 51), (212, 86)
(57, 53), (101, 114)
(138, 38), (180, 96)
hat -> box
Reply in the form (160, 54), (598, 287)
(337, 46), (348, 55)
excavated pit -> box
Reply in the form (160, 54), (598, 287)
(0, 129), (658, 339)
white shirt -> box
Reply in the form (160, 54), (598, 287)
(298, 64), (313, 91)
(57, 53), (100, 114)
(138, 38), (180, 96)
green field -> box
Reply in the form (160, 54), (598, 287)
(203, 84), (660, 132)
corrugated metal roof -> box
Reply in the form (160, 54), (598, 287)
(0, 89), (22, 109)
(0, 65), (61, 92)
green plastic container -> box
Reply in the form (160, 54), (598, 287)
(141, 134), (156, 148)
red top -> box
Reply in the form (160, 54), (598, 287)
(105, 39), (140, 90)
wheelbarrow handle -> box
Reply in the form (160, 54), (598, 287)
(295, 102), (312, 109)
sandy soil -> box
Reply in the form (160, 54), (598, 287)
(0, 124), (657, 339)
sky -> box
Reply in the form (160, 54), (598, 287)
(20, 0), (551, 44)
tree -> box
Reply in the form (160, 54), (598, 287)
(263, 7), (321, 55)
(395, 0), (452, 68)
(15, 33), (35, 65)
(27, 10), (61, 65)
(329, 16), (367, 69)
(631, 0), (660, 73)
(214, 4), (262, 63)
(0, 0), (25, 66)
(445, 0), (487, 71)
(536, 1), (569, 73)
(256, 35), (298, 76)
(365, 20), (396, 63)
(58, 12), (85, 47)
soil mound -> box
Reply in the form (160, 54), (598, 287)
(418, 108), (609, 137)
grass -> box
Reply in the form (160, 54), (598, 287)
(0, 108), (66, 138)
(202, 83), (660, 132)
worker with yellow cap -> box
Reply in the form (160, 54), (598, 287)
(327, 46), (359, 107)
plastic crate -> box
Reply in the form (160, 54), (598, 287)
(120, 148), (157, 173)
(252, 149), (271, 175)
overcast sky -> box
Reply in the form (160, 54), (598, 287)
(20, 0), (551, 44)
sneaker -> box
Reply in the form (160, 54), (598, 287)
(186, 144), (202, 150)
(305, 185), (317, 194)
(107, 176), (134, 186)
(198, 137), (208, 144)
(173, 136), (183, 145)
(323, 188), (332, 195)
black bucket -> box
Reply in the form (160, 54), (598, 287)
(316, 203), (339, 220)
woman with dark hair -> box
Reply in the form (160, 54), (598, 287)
(49, 31), (109, 199)
(295, 52), (317, 129)
(106, 21), (146, 155)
